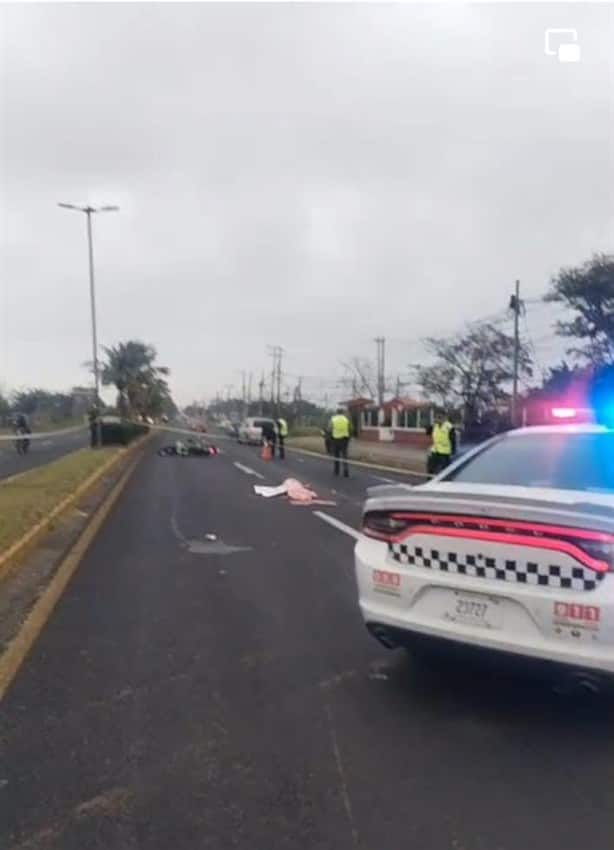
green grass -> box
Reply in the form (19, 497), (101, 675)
(288, 425), (324, 438)
(287, 435), (427, 473)
(0, 448), (121, 553)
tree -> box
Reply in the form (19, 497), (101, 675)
(545, 253), (614, 365)
(339, 357), (377, 400)
(527, 361), (580, 399)
(101, 341), (172, 418)
(11, 389), (73, 420)
(0, 391), (10, 425)
(416, 321), (533, 423)
(184, 402), (207, 419)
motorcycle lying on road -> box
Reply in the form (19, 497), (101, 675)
(158, 440), (219, 458)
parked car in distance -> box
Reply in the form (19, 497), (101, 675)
(238, 417), (276, 445)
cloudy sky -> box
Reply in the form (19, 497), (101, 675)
(1, 2), (613, 406)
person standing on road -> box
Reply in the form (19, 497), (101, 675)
(88, 406), (99, 448)
(426, 410), (456, 475)
(329, 407), (351, 478)
(276, 416), (288, 460)
(260, 420), (277, 458)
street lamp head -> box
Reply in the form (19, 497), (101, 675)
(58, 202), (84, 211)
(58, 202), (120, 214)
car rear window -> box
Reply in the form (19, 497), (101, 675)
(252, 420), (270, 428)
(445, 432), (614, 492)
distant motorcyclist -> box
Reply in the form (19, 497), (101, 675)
(14, 412), (31, 433)
(14, 412), (31, 455)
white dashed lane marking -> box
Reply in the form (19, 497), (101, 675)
(233, 461), (265, 480)
(313, 511), (362, 541)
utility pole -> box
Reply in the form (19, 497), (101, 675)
(247, 372), (253, 409)
(268, 346), (277, 406)
(374, 337), (386, 406)
(276, 347), (283, 412)
(294, 376), (302, 423)
(241, 371), (247, 420)
(58, 202), (119, 446)
(267, 345), (283, 414)
(259, 372), (265, 416)
(510, 279), (522, 426)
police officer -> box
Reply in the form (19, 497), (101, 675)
(329, 406), (351, 477)
(261, 419), (277, 457)
(276, 416), (288, 459)
(426, 411), (456, 475)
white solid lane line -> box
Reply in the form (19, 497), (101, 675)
(233, 461), (265, 480)
(313, 511), (362, 541)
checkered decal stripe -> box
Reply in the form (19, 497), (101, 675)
(388, 543), (605, 592)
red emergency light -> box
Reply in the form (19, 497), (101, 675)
(550, 406), (592, 422)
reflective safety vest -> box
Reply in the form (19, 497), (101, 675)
(330, 414), (351, 439)
(277, 418), (288, 437)
(432, 422), (453, 455)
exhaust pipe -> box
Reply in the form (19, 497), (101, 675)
(571, 673), (602, 695)
(367, 623), (399, 649)
(555, 670), (603, 696)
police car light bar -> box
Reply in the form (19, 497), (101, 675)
(551, 407), (577, 419)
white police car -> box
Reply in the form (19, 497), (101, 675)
(355, 422), (614, 682)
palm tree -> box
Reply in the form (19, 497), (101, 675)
(101, 341), (170, 419)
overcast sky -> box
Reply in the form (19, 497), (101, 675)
(1, 3), (613, 406)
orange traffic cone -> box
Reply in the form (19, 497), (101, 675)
(260, 442), (272, 461)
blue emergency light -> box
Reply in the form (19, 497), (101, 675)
(588, 365), (614, 428)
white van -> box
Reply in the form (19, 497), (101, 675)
(237, 417), (276, 445)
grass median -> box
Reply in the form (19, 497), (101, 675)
(0, 448), (121, 554)
(287, 435), (427, 474)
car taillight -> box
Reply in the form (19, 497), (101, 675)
(363, 510), (614, 572)
(580, 539), (614, 572)
(363, 512), (413, 541)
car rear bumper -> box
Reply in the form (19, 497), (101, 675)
(359, 597), (614, 675)
(364, 620), (614, 690)
(356, 538), (614, 676)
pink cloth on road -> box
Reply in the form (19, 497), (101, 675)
(284, 478), (318, 503)
(253, 478), (336, 506)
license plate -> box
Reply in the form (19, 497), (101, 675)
(444, 591), (503, 630)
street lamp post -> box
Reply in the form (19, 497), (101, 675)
(58, 203), (119, 447)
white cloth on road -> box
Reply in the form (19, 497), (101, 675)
(253, 478), (336, 506)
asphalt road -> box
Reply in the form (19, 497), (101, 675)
(2, 437), (614, 850)
(0, 427), (89, 481)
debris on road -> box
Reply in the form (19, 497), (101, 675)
(253, 478), (336, 506)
